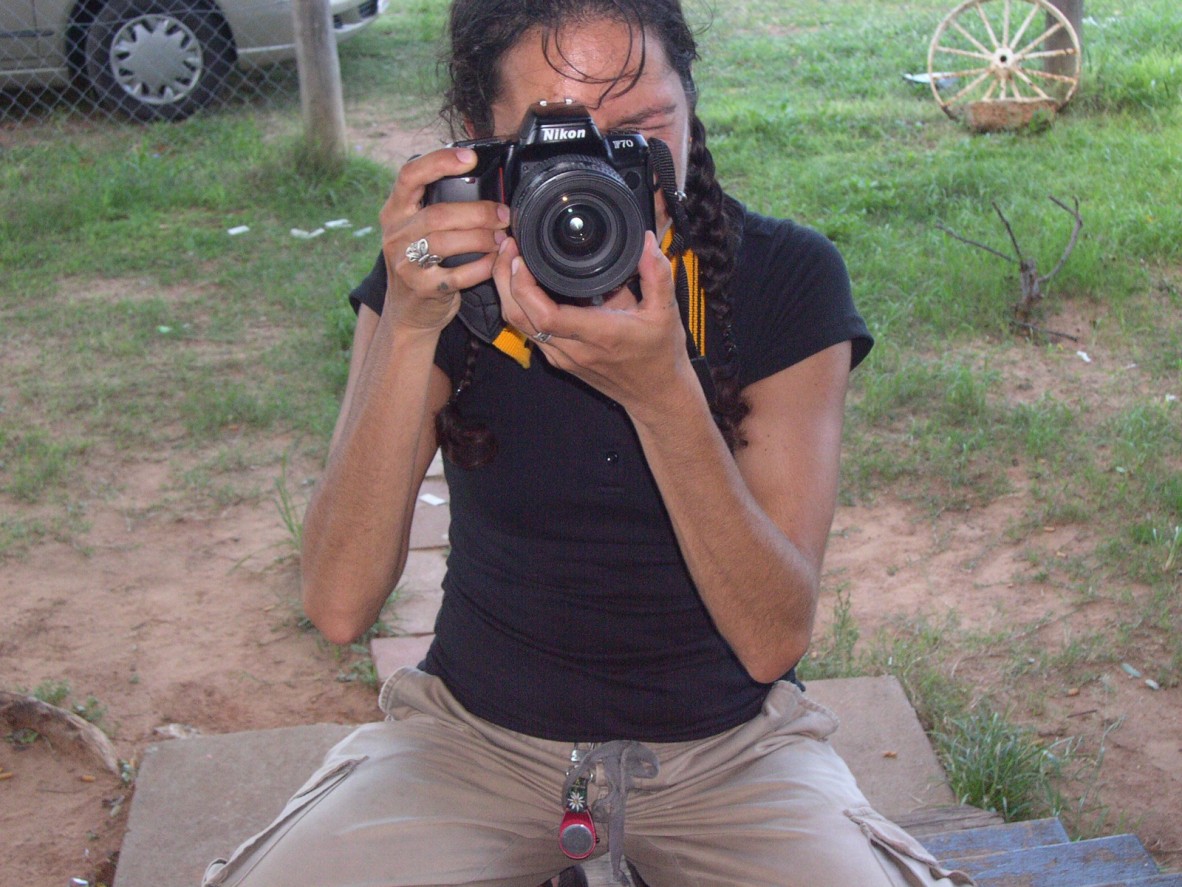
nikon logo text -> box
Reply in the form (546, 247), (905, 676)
(541, 127), (586, 142)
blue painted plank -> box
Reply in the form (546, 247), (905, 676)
(948, 834), (1160, 887)
(924, 818), (1071, 860)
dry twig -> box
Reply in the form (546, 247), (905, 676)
(936, 195), (1084, 338)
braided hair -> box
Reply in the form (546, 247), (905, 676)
(435, 0), (748, 467)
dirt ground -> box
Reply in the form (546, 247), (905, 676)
(2, 124), (1180, 885)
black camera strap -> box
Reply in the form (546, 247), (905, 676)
(649, 138), (718, 411)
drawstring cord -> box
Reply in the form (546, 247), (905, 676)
(562, 740), (660, 884)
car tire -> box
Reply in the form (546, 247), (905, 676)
(85, 0), (234, 122)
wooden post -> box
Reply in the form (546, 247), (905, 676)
(1045, 0), (1083, 80)
(292, 0), (348, 169)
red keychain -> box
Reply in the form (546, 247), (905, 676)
(559, 775), (597, 859)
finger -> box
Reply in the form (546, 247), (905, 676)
(495, 239), (562, 338)
(414, 251), (499, 297)
(398, 225), (505, 273)
(381, 146), (480, 226)
(636, 231), (675, 307)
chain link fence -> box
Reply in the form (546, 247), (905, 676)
(1, 0), (383, 128)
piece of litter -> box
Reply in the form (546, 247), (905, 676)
(154, 722), (201, 739)
(1076, 351), (1092, 363)
(1167, 394), (1178, 403)
(157, 326), (173, 334)
(882, 750), (898, 759)
(227, 225), (250, 236)
(291, 227), (326, 239)
(325, 219), (352, 229)
(1146, 678), (1161, 691)
(1120, 662), (1142, 678)
(419, 493), (447, 506)
(353, 226), (375, 237)
(902, 71), (960, 89)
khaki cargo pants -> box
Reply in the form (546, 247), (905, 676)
(204, 668), (973, 887)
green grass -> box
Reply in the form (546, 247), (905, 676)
(2, 0), (1179, 833)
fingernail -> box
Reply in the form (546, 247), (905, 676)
(495, 230), (508, 246)
(511, 257), (522, 275)
(456, 147), (476, 163)
(497, 204), (511, 224)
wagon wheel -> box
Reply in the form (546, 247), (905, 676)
(927, 0), (1081, 119)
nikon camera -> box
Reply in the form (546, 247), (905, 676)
(424, 101), (657, 303)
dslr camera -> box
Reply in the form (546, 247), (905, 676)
(425, 101), (657, 303)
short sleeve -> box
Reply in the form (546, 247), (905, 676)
(728, 210), (872, 388)
(349, 252), (388, 315)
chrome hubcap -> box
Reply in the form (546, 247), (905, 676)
(109, 14), (204, 105)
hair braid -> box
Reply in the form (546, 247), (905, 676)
(683, 114), (749, 450)
(434, 331), (497, 468)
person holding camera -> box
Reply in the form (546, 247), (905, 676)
(204, 1), (973, 885)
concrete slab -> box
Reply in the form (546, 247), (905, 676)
(383, 549), (446, 635)
(806, 676), (957, 817)
(370, 634), (435, 677)
(114, 724), (354, 887)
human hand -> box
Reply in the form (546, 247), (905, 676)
(492, 231), (699, 414)
(379, 147), (510, 332)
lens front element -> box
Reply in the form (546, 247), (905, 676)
(553, 202), (607, 259)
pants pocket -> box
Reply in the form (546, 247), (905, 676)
(845, 807), (976, 887)
(202, 755), (368, 886)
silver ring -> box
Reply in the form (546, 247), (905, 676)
(405, 237), (430, 264)
(417, 253), (442, 269)
(533, 331), (552, 344)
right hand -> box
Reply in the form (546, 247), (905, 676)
(379, 146), (511, 332)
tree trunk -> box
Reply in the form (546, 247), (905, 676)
(292, 0), (348, 169)
(1045, 0), (1083, 80)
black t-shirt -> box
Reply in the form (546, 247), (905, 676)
(350, 203), (872, 741)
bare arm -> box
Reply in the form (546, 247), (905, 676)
(631, 341), (850, 682)
(300, 147), (510, 645)
(300, 307), (451, 645)
(493, 234), (850, 682)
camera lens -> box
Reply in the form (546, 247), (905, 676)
(512, 156), (647, 301)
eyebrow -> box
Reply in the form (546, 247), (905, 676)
(611, 101), (679, 130)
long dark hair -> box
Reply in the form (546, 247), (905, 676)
(435, 0), (748, 467)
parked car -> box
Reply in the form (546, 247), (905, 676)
(0, 0), (383, 121)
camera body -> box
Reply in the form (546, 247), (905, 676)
(425, 102), (657, 303)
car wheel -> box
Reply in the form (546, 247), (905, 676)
(85, 0), (234, 122)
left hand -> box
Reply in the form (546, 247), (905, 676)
(491, 231), (699, 413)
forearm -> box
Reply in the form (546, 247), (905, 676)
(301, 319), (443, 644)
(628, 377), (819, 683)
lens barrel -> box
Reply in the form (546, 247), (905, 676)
(512, 156), (647, 301)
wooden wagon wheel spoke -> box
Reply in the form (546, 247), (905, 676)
(1014, 21), (1067, 61)
(945, 69), (999, 106)
(1011, 67), (1053, 101)
(1007, 1), (1043, 50)
(949, 19), (995, 57)
(927, 0), (1081, 120)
